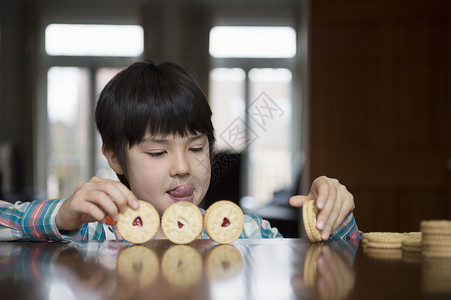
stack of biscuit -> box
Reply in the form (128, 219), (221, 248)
(361, 232), (404, 259)
(420, 220), (451, 258)
(361, 232), (423, 260)
(303, 200), (322, 242)
(401, 232), (422, 252)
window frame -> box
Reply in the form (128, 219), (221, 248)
(36, 9), (144, 195)
(209, 20), (301, 200)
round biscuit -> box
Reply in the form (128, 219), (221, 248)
(421, 220), (451, 234)
(422, 233), (451, 242)
(117, 201), (160, 244)
(366, 248), (402, 260)
(302, 200), (322, 242)
(366, 232), (404, 244)
(422, 238), (451, 247)
(366, 241), (402, 249)
(204, 200), (244, 244)
(161, 202), (203, 244)
(402, 238), (422, 252)
(403, 232), (422, 239)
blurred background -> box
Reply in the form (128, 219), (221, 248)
(0, 0), (449, 237)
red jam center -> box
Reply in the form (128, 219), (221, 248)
(132, 217), (143, 227)
(178, 221), (184, 229)
(221, 217), (230, 227)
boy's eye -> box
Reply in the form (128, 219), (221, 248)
(189, 147), (204, 153)
(148, 152), (165, 157)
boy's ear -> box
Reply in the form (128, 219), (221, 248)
(102, 145), (124, 175)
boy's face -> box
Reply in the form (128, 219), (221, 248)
(123, 132), (211, 215)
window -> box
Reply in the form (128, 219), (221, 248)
(45, 24), (143, 56)
(44, 23), (142, 198)
(47, 67), (90, 198)
(209, 26), (296, 58)
(209, 26), (297, 206)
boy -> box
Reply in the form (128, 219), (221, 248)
(0, 61), (359, 241)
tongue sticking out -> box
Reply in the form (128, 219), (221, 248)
(168, 185), (194, 198)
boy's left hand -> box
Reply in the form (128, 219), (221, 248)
(289, 176), (355, 240)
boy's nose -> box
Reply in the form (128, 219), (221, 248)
(170, 153), (191, 177)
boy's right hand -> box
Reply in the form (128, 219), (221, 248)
(55, 176), (139, 231)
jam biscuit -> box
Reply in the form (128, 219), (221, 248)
(403, 232), (422, 239)
(420, 220), (451, 234)
(302, 200), (322, 242)
(423, 235), (451, 245)
(117, 201), (160, 244)
(366, 248), (403, 260)
(205, 244), (243, 280)
(204, 200), (245, 244)
(365, 232), (404, 249)
(361, 233), (369, 247)
(117, 246), (159, 288)
(420, 220), (451, 258)
(402, 238), (422, 252)
(161, 201), (203, 244)
(161, 245), (203, 286)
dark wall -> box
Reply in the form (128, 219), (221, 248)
(305, 0), (451, 232)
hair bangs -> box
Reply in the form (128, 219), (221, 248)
(124, 66), (214, 147)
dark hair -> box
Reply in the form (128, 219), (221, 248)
(95, 60), (215, 188)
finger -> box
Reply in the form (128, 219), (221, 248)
(113, 180), (139, 210)
(76, 200), (108, 223)
(315, 186), (336, 237)
(100, 181), (133, 213)
(289, 195), (309, 207)
(92, 191), (121, 221)
(321, 191), (343, 239)
(332, 187), (355, 232)
(311, 176), (331, 209)
(88, 177), (139, 211)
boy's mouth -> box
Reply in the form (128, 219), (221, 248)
(166, 184), (195, 202)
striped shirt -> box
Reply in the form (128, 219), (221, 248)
(0, 199), (361, 241)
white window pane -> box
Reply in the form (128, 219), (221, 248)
(47, 67), (90, 198)
(45, 24), (143, 56)
(247, 68), (292, 204)
(209, 26), (296, 58)
(95, 68), (123, 181)
(209, 68), (246, 151)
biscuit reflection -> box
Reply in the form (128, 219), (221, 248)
(422, 257), (451, 295)
(205, 244), (243, 281)
(161, 245), (203, 287)
(117, 245), (159, 289)
(303, 244), (322, 288)
(293, 243), (356, 300)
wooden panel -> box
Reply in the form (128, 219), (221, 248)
(352, 186), (449, 232)
(307, 0), (451, 232)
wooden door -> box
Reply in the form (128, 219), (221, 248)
(305, 0), (451, 232)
